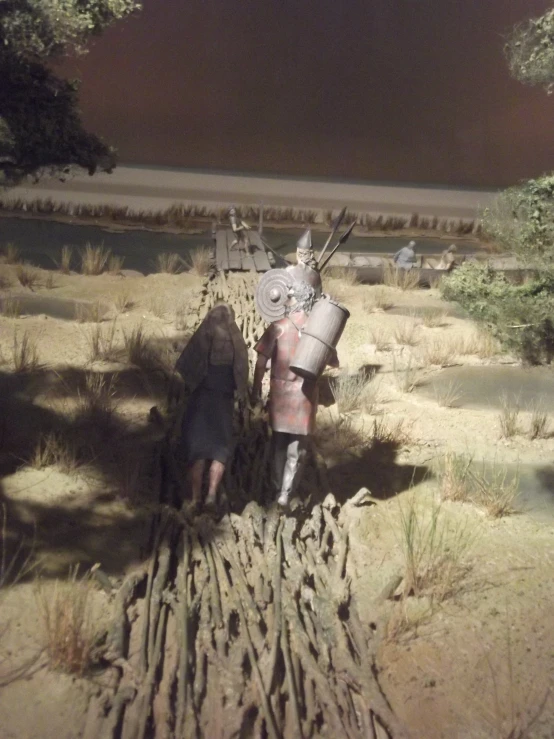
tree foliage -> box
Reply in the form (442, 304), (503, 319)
(505, 7), (554, 92)
(442, 262), (554, 365)
(482, 174), (554, 265)
(0, 1), (141, 184)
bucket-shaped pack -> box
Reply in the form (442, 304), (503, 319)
(290, 297), (350, 379)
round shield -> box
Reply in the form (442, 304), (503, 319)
(255, 268), (291, 323)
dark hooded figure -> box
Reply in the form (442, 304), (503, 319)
(176, 303), (249, 510)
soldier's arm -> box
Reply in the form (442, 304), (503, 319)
(251, 354), (268, 402)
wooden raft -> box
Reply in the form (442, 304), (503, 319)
(215, 228), (272, 273)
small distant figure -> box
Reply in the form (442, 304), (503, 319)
(285, 229), (322, 297)
(175, 303), (249, 512)
(436, 244), (457, 271)
(228, 206), (251, 251)
(393, 240), (418, 270)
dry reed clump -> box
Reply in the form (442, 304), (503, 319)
(57, 245), (73, 274)
(382, 261), (420, 291)
(498, 393), (521, 438)
(437, 453), (519, 517)
(75, 301), (103, 323)
(419, 338), (457, 368)
(123, 325), (170, 374)
(324, 278), (348, 303)
(315, 412), (370, 457)
(114, 291), (133, 313)
(187, 246), (212, 276)
(369, 325), (391, 352)
(393, 318), (420, 346)
(108, 254), (125, 274)
(86, 320), (118, 362)
(1, 297), (21, 318)
(2, 243), (20, 264)
(527, 399), (550, 440)
(29, 432), (80, 475)
(395, 494), (475, 606)
(155, 252), (183, 274)
(363, 287), (394, 313)
(15, 262), (39, 289)
(433, 379), (463, 407)
(420, 308), (448, 328)
(12, 330), (39, 372)
(324, 266), (360, 286)
(392, 351), (423, 393)
(148, 297), (168, 318)
(372, 416), (411, 447)
(78, 372), (118, 420)
(437, 452), (473, 502)
(330, 369), (378, 414)
(80, 244), (111, 276)
(35, 567), (100, 676)
(461, 330), (499, 359)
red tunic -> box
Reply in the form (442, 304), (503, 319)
(255, 312), (318, 436)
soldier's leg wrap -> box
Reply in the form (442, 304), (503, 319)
(279, 435), (309, 501)
(272, 431), (289, 493)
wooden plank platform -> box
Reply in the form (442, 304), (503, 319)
(214, 228), (274, 273)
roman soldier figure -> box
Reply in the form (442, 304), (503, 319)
(285, 229), (322, 297)
(228, 206), (251, 251)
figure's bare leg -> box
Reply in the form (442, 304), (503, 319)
(188, 460), (205, 503)
(206, 460), (226, 504)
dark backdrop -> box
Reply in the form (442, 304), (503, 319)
(63, 0), (554, 187)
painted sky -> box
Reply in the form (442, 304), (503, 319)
(65, 0), (554, 188)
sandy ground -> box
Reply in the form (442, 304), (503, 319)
(6, 166), (497, 219)
(0, 262), (553, 738)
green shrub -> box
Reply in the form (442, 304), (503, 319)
(441, 262), (554, 364)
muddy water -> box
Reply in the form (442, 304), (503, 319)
(418, 365), (554, 412)
(0, 294), (109, 321)
(0, 216), (482, 274)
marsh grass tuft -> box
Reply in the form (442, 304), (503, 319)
(1, 297), (21, 318)
(86, 320), (118, 362)
(187, 246), (212, 276)
(315, 412), (370, 457)
(80, 243), (111, 276)
(108, 254), (125, 274)
(30, 433), (80, 475)
(498, 393), (521, 438)
(331, 369), (377, 414)
(527, 399), (550, 440)
(420, 308), (448, 328)
(12, 330), (39, 372)
(56, 246), (73, 274)
(369, 326), (390, 352)
(383, 261), (420, 290)
(115, 291), (133, 313)
(392, 351), (423, 393)
(372, 416), (411, 447)
(36, 567), (100, 676)
(419, 338), (457, 367)
(396, 495), (475, 605)
(15, 262), (39, 289)
(433, 379), (463, 407)
(437, 452), (473, 502)
(75, 301), (103, 323)
(155, 252), (183, 274)
(394, 318), (420, 346)
(363, 287), (394, 313)
(470, 462), (520, 518)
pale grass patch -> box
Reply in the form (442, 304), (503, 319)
(148, 297), (167, 318)
(107, 254), (125, 274)
(35, 567), (100, 676)
(155, 252), (183, 274)
(187, 246), (212, 276)
(498, 393), (521, 438)
(527, 399), (550, 440)
(86, 320), (118, 362)
(114, 291), (133, 313)
(393, 318), (420, 346)
(392, 351), (424, 393)
(420, 307), (448, 328)
(44, 273), (57, 290)
(80, 243), (111, 275)
(372, 416), (411, 447)
(324, 277), (348, 303)
(395, 494), (475, 605)
(462, 329), (499, 359)
(363, 287), (394, 313)
(15, 262), (39, 289)
(470, 462), (520, 518)
(382, 261), (420, 290)
(75, 301), (103, 323)
(3, 243), (20, 264)
(12, 330), (39, 372)
(433, 379), (463, 407)
(1, 297), (21, 318)
(29, 433), (80, 476)
(385, 598), (432, 642)
(419, 338), (457, 368)
(330, 369), (377, 414)
(57, 245), (73, 274)
(324, 266), (359, 286)
(437, 452), (473, 502)
(369, 325), (391, 351)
